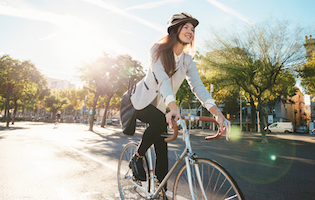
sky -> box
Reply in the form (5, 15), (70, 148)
(1, 0), (314, 103)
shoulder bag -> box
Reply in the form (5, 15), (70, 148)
(120, 77), (137, 136)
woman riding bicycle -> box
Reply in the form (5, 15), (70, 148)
(129, 12), (230, 190)
(55, 111), (61, 123)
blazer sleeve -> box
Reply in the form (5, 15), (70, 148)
(149, 45), (176, 104)
(185, 56), (216, 109)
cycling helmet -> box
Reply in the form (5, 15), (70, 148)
(167, 12), (199, 34)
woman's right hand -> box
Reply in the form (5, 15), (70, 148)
(166, 101), (180, 127)
(165, 110), (180, 127)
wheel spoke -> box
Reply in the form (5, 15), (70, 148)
(173, 158), (244, 200)
(118, 142), (149, 200)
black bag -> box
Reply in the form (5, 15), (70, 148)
(120, 77), (137, 136)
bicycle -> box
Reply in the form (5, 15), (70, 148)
(54, 118), (60, 129)
(117, 105), (244, 200)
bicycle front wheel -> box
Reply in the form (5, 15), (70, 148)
(117, 142), (149, 200)
(173, 158), (244, 200)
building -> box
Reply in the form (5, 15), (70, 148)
(304, 35), (315, 125)
(304, 35), (315, 59)
(270, 89), (306, 130)
(291, 89), (306, 128)
(305, 103), (311, 124)
(310, 96), (315, 122)
(256, 35), (314, 131)
(47, 77), (75, 90)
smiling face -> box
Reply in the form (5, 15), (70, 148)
(177, 22), (195, 44)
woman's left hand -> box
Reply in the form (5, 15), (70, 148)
(209, 106), (231, 133)
(215, 113), (231, 133)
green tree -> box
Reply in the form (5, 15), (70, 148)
(10, 60), (49, 124)
(79, 53), (144, 131)
(199, 18), (305, 143)
(297, 51), (315, 95)
(214, 88), (241, 118)
(0, 55), (18, 127)
(0, 96), (5, 116)
(58, 88), (85, 117)
(99, 54), (144, 128)
(176, 79), (194, 104)
(0, 56), (49, 126)
(43, 93), (68, 117)
(79, 53), (113, 131)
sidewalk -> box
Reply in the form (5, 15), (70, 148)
(2, 121), (315, 144)
(175, 127), (315, 144)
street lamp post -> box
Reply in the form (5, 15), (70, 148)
(240, 94), (242, 131)
(257, 111), (260, 133)
(294, 110), (297, 132)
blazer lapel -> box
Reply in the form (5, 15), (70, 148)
(177, 53), (185, 69)
(172, 53), (185, 76)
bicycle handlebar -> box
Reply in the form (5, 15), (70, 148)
(164, 116), (227, 142)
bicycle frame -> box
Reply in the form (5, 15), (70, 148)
(124, 115), (224, 200)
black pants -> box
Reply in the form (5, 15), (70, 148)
(136, 104), (168, 184)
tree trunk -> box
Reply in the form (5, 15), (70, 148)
(100, 102), (108, 128)
(89, 93), (99, 131)
(12, 99), (18, 125)
(258, 98), (268, 143)
(249, 96), (256, 132)
(5, 92), (10, 128)
(22, 105), (25, 119)
(101, 95), (113, 128)
(4, 102), (7, 120)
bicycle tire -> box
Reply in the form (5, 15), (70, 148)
(117, 142), (150, 200)
(173, 158), (244, 200)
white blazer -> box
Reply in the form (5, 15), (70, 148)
(131, 44), (215, 113)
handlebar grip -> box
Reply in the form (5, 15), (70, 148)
(164, 126), (179, 142)
(164, 118), (179, 142)
(199, 116), (227, 140)
(205, 126), (226, 140)
(164, 116), (227, 142)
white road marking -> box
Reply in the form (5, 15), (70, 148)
(56, 187), (75, 200)
(64, 145), (118, 172)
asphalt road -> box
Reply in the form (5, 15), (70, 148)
(0, 122), (314, 200)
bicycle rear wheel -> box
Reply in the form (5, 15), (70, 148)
(117, 142), (149, 200)
(173, 158), (244, 200)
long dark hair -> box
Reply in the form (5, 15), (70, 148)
(152, 24), (196, 77)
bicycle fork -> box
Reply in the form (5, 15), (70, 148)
(148, 146), (209, 200)
(182, 129), (208, 200)
(184, 156), (208, 200)
(185, 156), (195, 200)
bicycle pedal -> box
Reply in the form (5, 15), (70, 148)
(137, 181), (143, 186)
(158, 192), (168, 200)
(132, 177), (143, 186)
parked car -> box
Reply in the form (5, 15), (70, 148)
(296, 126), (308, 134)
(264, 122), (294, 133)
(105, 118), (120, 125)
(36, 115), (49, 122)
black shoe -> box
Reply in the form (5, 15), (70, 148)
(156, 182), (168, 200)
(129, 154), (146, 181)
(160, 194), (168, 200)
